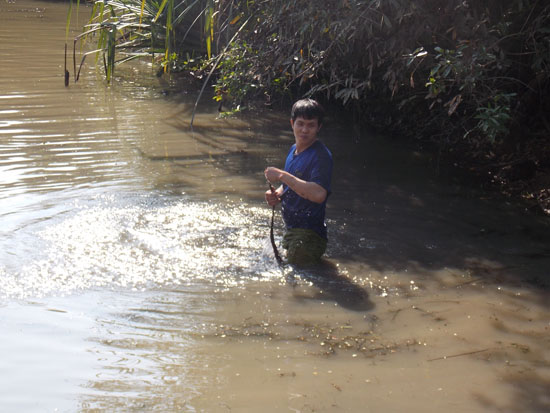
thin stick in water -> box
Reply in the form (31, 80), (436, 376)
(428, 348), (492, 362)
(64, 44), (69, 87)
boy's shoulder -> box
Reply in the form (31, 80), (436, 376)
(313, 140), (332, 158)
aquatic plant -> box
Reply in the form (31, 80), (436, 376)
(66, 0), (206, 82)
(66, 0), (250, 81)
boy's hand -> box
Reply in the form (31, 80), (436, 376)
(264, 167), (283, 184)
(265, 189), (280, 206)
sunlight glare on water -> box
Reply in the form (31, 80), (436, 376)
(1, 195), (280, 298)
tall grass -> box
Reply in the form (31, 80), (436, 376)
(68, 0), (226, 83)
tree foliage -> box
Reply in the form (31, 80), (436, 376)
(209, 0), (549, 155)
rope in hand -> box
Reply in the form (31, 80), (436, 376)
(268, 183), (283, 266)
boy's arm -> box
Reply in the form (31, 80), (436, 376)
(265, 167), (327, 204)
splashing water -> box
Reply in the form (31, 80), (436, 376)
(1, 195), (281, 298)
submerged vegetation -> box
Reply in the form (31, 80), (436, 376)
(69, 0), (550, 213)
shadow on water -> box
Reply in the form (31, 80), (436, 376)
(286, 259), (375, 312)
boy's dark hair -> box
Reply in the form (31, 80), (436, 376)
(291, 99), (325, 125)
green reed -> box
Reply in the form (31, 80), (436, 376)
(67, 0), (228, 83)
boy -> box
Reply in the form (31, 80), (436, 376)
(264, 98), (333, 266)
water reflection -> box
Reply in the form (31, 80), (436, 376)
(78, 290), (211, 412)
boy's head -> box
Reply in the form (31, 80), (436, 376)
(291, 99), (324, 126)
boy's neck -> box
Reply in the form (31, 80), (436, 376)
(295, 139), (317, 154)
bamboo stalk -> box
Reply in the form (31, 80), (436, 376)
(190, 15), (251, 128)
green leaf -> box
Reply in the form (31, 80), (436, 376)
(153, 0), (169, 23)
(430, 65), (441, 77)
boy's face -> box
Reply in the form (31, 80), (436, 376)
(290, 116), (321, 150)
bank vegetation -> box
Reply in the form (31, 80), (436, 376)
(70, 0), (550, 214)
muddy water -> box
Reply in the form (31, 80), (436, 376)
(1, 1), (549, 412)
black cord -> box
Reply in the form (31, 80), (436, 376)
(268, 183), (283, 266)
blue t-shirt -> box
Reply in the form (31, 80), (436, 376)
(281, 140), (333, 239)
